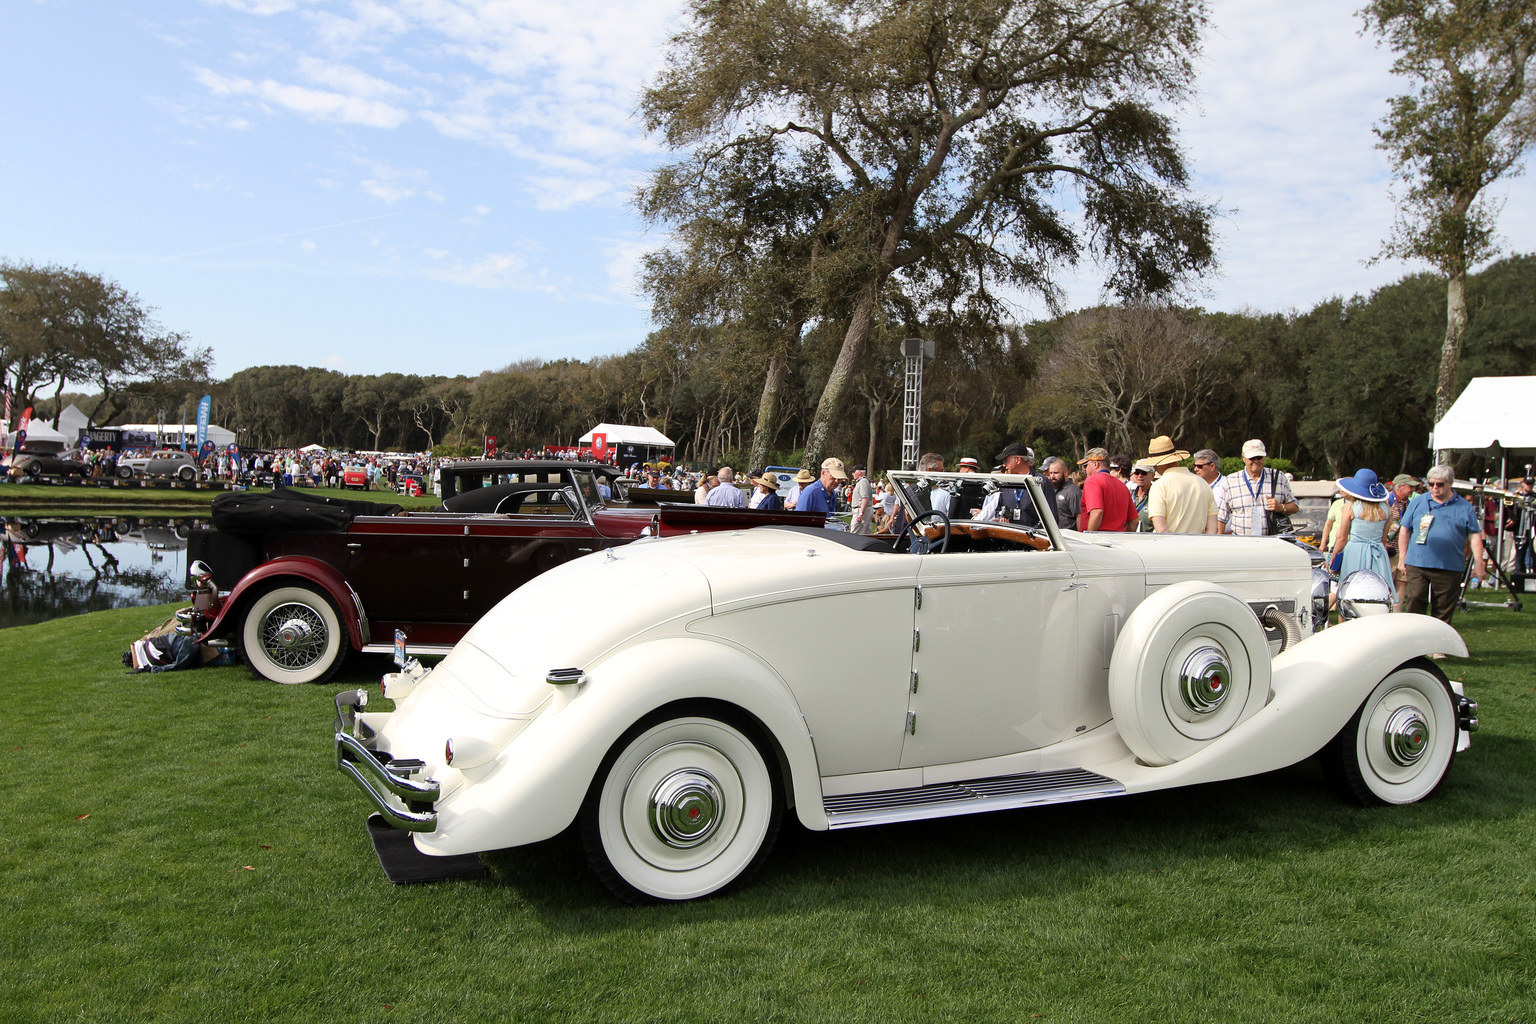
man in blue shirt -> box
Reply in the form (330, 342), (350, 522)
(1396, 464), (1487, 625)
(797, 457), (847, 525)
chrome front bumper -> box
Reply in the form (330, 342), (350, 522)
(333, 689), (440, 832)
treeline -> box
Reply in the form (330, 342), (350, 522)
(41, 254), (1536, 478)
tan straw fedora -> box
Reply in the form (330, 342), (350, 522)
(1145, 435), (1191, 468)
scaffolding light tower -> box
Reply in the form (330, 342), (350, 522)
(900, 337), (936, 470)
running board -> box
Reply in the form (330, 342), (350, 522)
(822, 767), (1124, 829)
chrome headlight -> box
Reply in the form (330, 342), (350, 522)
(1338, 570), (1393, 621)
(1311, 565), (1332, 631)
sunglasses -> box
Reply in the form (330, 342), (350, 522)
(1193, 463), (1211, 470)
(1132, 469), (1150, 475)
(1427, 480), (1450, 488)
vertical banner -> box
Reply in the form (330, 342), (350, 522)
(484, 435), (498, 458)
(195, 394), (211, 452)
(13, 406), (33, 455)
(591, 432), (607, 460)
(179, 399), (188, 450)
(198, 440), (215, 463)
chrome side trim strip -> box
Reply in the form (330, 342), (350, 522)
(822, 768), (1124, 829)
(361, 643), (455, 656)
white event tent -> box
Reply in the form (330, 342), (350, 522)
(1431, 376), (1536, 468)
(578, 423), (675, 448)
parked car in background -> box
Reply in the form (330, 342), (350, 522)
(7, 447), (91, 480)
(397, 471), (425, 497)
(181, 461), (824, 685)
(335, 470), (1478, 903)
(341, 465), (369, 490)
(118, 449), (199, 482)
(1290, 480), (1339, 551)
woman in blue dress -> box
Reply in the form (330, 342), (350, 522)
(1331, 468), (1395, 601)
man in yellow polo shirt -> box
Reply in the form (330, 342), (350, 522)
(1145, 435), (1217, 534)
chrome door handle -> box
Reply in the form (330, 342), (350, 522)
(1062, 582), (1087, 592)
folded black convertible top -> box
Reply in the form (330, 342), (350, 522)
(211, 488), (403, 536)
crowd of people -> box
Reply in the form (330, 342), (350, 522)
(644, 434), (1525, 640)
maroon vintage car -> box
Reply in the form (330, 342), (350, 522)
(181, 461), (814, 684)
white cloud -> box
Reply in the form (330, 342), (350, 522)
(352, 157), (430, 203)
(600, 237), (650, 300)
(323, 354), (348, 368)
(200, 0), (306, 14)
(473, 205), (491, 215)
(424, 251), (551, 290)
(192, 67), (408, 128)
(300, 239), (316, 251)
(527, 176), (613, 211)
(424, 248), (449, 259)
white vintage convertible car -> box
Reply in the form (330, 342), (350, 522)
(334, 472), (1478, 903)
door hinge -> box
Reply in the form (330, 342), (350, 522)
(462, 590), (469, 600)
(906, 711), (917, 735)
(914, 585), (923, 610)
(912, 629), (920, 653)
(462, 558), (469, 568)
(910, 670), (919, 694)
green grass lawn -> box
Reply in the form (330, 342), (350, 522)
(2, 605), (1532, 1022)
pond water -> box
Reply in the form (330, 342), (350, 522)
(1, 517), (209, 630)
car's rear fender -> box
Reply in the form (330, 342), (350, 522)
(1110, 613), (1468, 793)
(414, 635), (825, 856)
(199, 556), (368, 649)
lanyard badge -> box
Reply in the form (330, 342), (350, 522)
(1414, 513), (1434, 545)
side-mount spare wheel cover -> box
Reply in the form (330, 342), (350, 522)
(1109, 580), (1272, 767)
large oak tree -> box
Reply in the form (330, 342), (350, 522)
(642, 0), (1217, 466)
(1362, 0), (1536, 457)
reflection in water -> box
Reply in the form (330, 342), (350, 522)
(2, 517), (206, 629)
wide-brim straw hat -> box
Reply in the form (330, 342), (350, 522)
(794, 468), (816, 484)
(1145, 434), (1191, 468)
(1338, 468), (1388, 502)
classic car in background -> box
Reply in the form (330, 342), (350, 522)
(335, 470), (1477, 903)
(181, 461), (823, 685)
(341, 465), (369, 490)
(1289, 479), (1338, 551)
(118, 449), (199, 481)
(7, 447), (91, 479)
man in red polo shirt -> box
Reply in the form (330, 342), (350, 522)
(1078, 447), (1136, 532)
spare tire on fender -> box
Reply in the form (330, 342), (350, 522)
(1109, 580), (1272, 767)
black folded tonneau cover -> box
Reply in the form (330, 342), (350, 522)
(210, 488), (404, 536)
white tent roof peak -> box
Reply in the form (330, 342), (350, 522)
(579, 423), (675, 447)
(1431, 376), (1536, 454)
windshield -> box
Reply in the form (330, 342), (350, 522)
(886, 470), (1063, 550)
(571, 470), (605, 509)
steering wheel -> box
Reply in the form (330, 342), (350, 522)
(898, 507), (951, 554)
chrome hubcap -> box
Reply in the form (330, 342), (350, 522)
(1178, 646), (1231, 715)
(649, 769), (724, 848)
(1383, 705), (1429, 766)
(260, 603), (326, 668)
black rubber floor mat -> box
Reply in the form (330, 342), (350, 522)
(366, 813), (487, 884)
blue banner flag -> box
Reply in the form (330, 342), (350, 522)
(195, 395), (211, 451)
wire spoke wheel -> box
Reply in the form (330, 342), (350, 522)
(240, 585), (346, 685)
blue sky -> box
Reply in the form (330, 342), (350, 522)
(3, 0), (1533, 382)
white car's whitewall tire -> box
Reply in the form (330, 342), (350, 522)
(1322, 663), (1456, 806)
(239, 585), (347, 685)
(581, 714), (781, 904)
(1110, 581), (1272, 766)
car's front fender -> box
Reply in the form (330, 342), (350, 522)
(415, 635), (826, 856)
(199, 555), (367, 649)
(1111, 613), (1468, 793)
